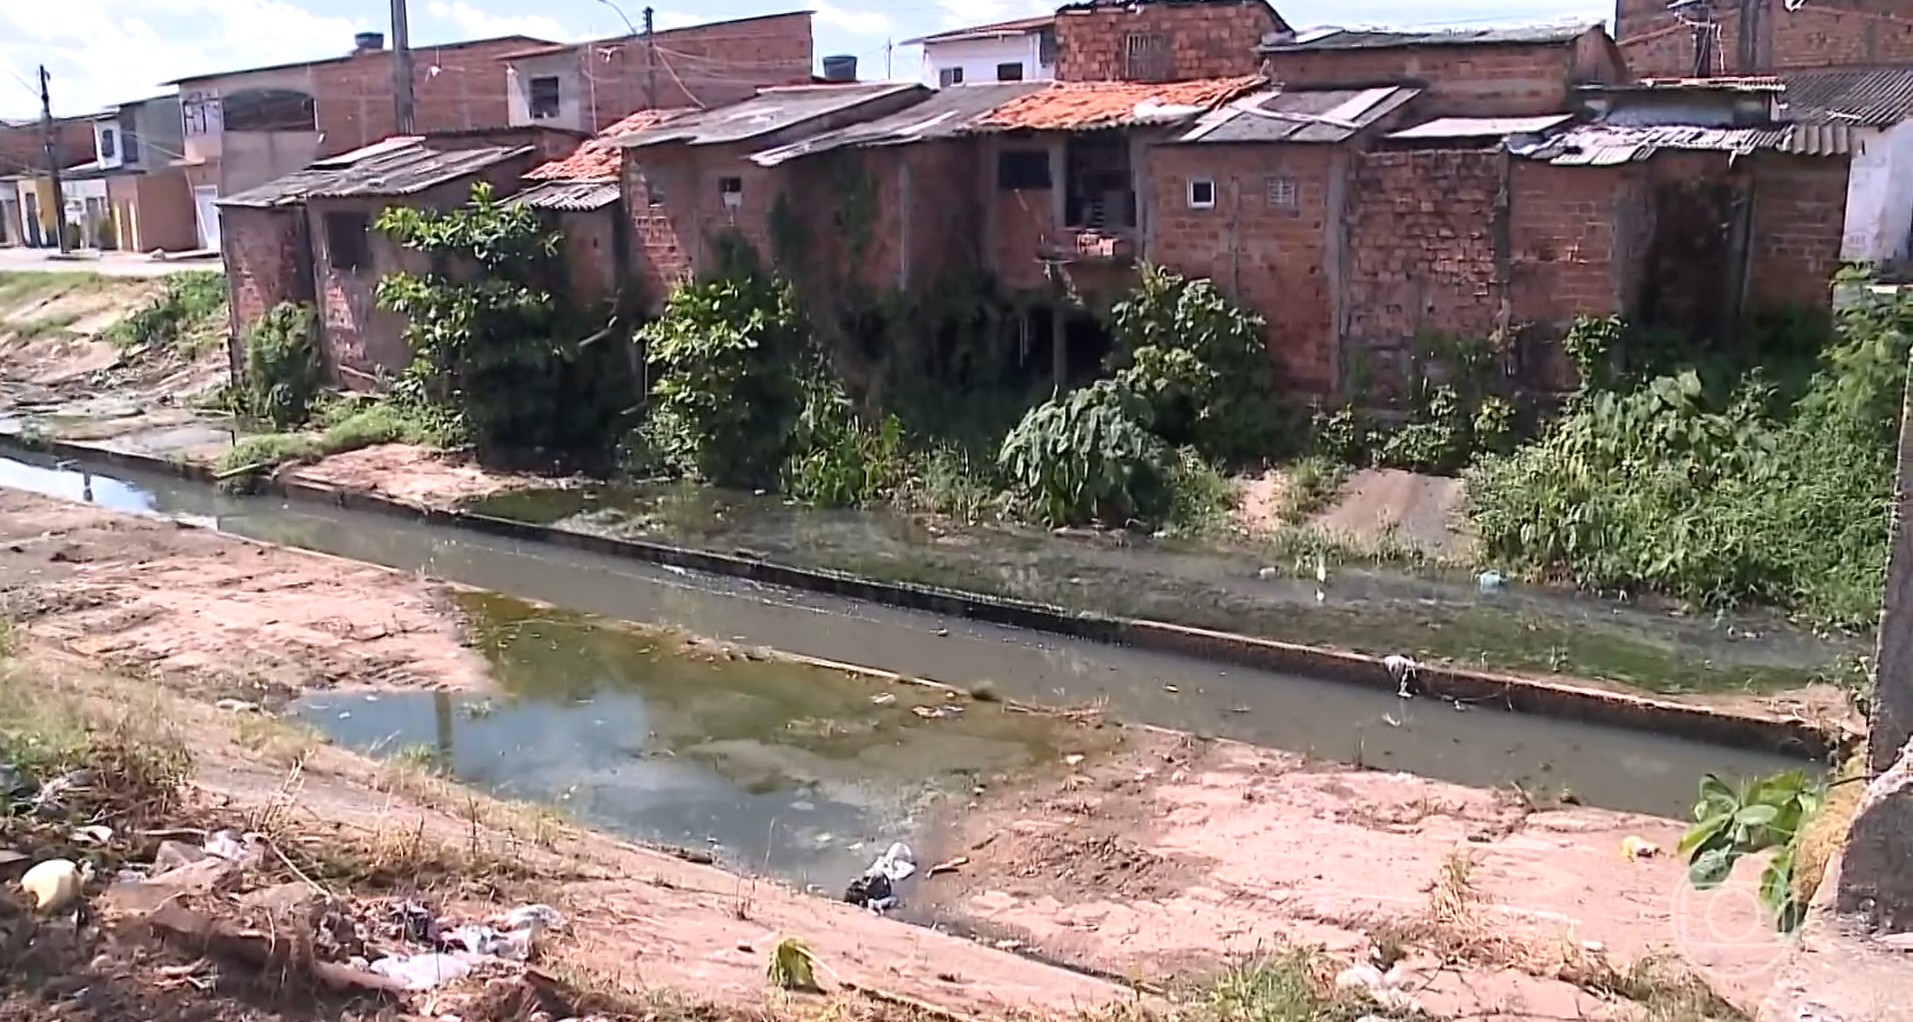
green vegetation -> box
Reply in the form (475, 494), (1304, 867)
(1467, 286), (1913, 627)
(376, 183), (637, 465)
(1680, 769), (1825, 933)
(231, 301), (323, 429)
(106, 270), (227, 356)
(215, 399), (449, 488)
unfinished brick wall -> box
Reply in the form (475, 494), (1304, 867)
(305, 36), (541, 158)
(1055, 1), (1277, 82)
(0, 119), (93, 179)
(219, 206), (309, 375)
(558, 208), (622, 308)
(1342, 149), (1504, 396)
(1149, 142), (1341, 392)
(550, 13), (815, 133)
(622, 143), (781, 309)
(1266, 32), (1625, 117)
(1616, 0), (1913, 75)
(1750, 152), (1849, 311)
(984, 138), (1061, 293)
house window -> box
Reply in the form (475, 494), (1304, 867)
(181, 92), (222, 136)
(646, 178), (665, 207)
(121, 123), (139, 163)
(1037, 26), (1058, 66)
(996, 62), (1024, 81)
(529, 76), (562, 119)
(324, 211), (371, 273)
(997, 149), (1051, 190)
(719, 176), (743, 208)
(1187, 177), (1216, 210)
(98, 128), (116, 160)
(222, 88), (317, 132)
(1123, 33), (1170, 82)
(1265, 176), (1298, 210)
(938, 67), (964, 87)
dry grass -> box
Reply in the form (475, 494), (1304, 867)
(1790, 742), (1870, 908)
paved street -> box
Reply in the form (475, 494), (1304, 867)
(0, 247), (221, 277)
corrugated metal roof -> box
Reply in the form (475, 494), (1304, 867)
(167, 34), (546, 85)
(1779, 67), (1913, 126)
(618, 83), (924, 147)
(974, 76), (1265, 133)
(1385, 113), (1573, 140)
(502, 180), (620, 211)
(1261, 22), (1595, 53)
(527, 109), (696, 181)
(1514, 121), (1851, 165)
(750, 82), (1047, 164)
(217, 141), (532, 207)
(900, 15), (1052, 46)
(1165, 85), (1421, 144)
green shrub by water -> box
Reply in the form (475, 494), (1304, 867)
(1465, 290), (1913, 627)
(106, 270), (226, 356)
(234, 301), (324, 430)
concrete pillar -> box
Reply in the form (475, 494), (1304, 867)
(1834, 350), (1913, 931)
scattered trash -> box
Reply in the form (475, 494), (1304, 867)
(844, 842), (916, 912)
(909, 705), (962, 720)
(926, 856), (968, 878)
(492, 903), (566, 934)
(20, 857), (88, 913)
(1256, 566), (1279, 580)
(1336, 960), (1421, 1014)
(393, 900), (440, 944)
(69, 824), (114, 845)
(214, 698), (261, 713)
(370, 952), (474, 991)
(933, 628), (949, 637)
(1063, 754), (1085, 767)
(1622, 836), (1660, 861)
(1383, 654), (1418, 699)
(869, 692), (897, 706)
(203, 828), (267, 867)
(1477, 570), (1505, 593)
(1162, 684), (1179, 694)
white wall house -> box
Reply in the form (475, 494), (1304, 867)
(1840, 119), (1913, 266)
(905, 15), (1056, 88)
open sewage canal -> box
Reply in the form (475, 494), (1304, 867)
(0, 450), (1814, 856)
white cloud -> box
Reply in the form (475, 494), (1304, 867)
(0, 0), (359, 118)
(815, 1), (891, 36)
(422, 0), (579, 43)
(934, 0), (1050, 31)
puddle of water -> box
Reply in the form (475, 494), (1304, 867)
(0, 448), (1819, 818)
(294, 594), (1075, 889)
(470, 483), (1858, 695)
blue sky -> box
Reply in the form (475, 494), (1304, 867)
(1, 0), (1613, 121)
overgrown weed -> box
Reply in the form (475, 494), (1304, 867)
(105, 270), (226, 356)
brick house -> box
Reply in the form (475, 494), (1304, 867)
(1615, 0), (1913, 78)
(1148, 85), (1425, 392)
(615, 83), (929, 307)
(167, 31), (549, 250)
(94, 95), (199, 254)
(1055, 0), (1289, 82)
(1, 116), (97, 247)
(496, 11), (814, 136)
(217, 135), (543, 382)
(1324, 79), (1854, 398)
(1258, 25), (1630, 118)
(508, 109), (694, 308)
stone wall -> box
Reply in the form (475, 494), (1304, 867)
(1054, 0), (1277, 82)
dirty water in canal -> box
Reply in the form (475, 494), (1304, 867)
(297, 592), (1077, 890)
(0, 449), (1814, 818)
(468, 483), (1859, 696)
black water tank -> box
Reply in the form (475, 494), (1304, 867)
(355, 31), (386, 52)
(821, 54), (857, 82)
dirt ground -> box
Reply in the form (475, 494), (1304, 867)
(1236, 467), (1471, 558)
(286, 443), (537, 507)
(0, 488), (486, 698)
(919, 728), (1793, 1021)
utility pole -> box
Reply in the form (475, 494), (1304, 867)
(38, 65), (68, 254)
(643, 6), (659, 109)
(885, 39), (893, 79)
(391, 0), (416, 134)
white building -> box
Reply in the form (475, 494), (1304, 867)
(904, 15), (1056, 88)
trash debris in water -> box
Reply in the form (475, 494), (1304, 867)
(869, 692), (896, 706)
(1383, 654), (1419, 699)
(909, 704), (962, 720)
(844, 841), (916, 912)
(214, 698), (261, 713)
(369, 952), (473, 990)
(1477, 570), (1505, 593)
(20, 857), (89, 914)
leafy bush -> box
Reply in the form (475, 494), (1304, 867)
(1466, 288), (1912, 625)
(108, 270), (226, 354)
(641, 270), (809, 488)
(1681, 770), (1823, 932)
(781, 363), (910, 508)
(998, 381), (1174, 527)
(234, 301), (323, 430)
(378, 184), (634, 463)
(1108, 265), (1285, 465)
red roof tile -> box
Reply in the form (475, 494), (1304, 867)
(974, 76), (1266, 132)
(525, 108), (695, 181)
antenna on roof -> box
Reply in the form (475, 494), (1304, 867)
(1667, 0), (1719, 78)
